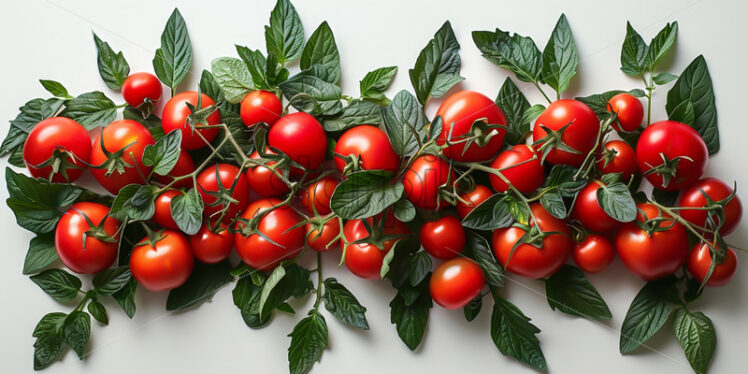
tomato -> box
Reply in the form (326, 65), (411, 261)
(403, 155), (453, 211)
(55, 202), (119, 274)
(492, 203), (572, 279)
(189, 223), (234, 264)
(615, 203), (689, 280)
(153, 190), (180, 230)
(636, 121), (708, 191)
(121, 72), (162, 108)
(457, 185), (493, 218)
(420, 216), (465, 260)
(153, 150), (195, 188)
(679, 178), (742, 236)
(306, 219), (341, 252)
(23, 117), (91, 183)
(130, 230), (194, 291)
(435, 90), (507, 162)
(430, 258), (485, 310)
(334, 125), (400, 173)
(573, 235), (615, 273)
(489, 144), (544, 194)
(267, 112), (327, 176)
(595, 140), (638, 183)
(572, 181), (620, 232)
(240, 90), (282, 127)
(532, 99), (599, 167)
(162, 91), (221, 151)
(196, 163), (250, 223)
(246, 148), (290, 197)
(687, 243), (738, 287)
(301, 176), (338, 215)
(90, 119), (155, 194)
(342, 214), (409, 279)
(235, 198), (305, 270)
(607, 93), (643, 132)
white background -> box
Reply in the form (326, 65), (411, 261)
(1, 0), (747, 373)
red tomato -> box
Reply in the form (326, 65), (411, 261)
(246, 149), (290, 198)
(457, 185), (493, 218)
(306, 219), (341, 252)
(430, 258), (485, 310)
(687, 243), (738, 287)
(55, 202), (119, 274)
(90, 119), (155, 194)
(162, 91), (221, 150)
(615, 203), (689, 280)
(153, 150), (195, 188)
(240, 90), (282, 127)
(235, 198), (305, 270)
(573, 235), (615, 273)
(189, 223), (234, 264)
(403, 155), (453, 211)
(420, 216), (465, 260)
(572, 181), (620, 232)
(596, 140), (638, 182)
(636, 121), (708, 191)
(153, 190), (180, 230)
(607, 93), (643, 132)
(679, 178), (742, 236)
(267, 112), (327, 176)
(334, 125), (400, 173)
(130, 230), (194, 291)
(489, 144), (544, 194)
(342, 214), (409, 279)
(23, 117), (91, 183)
(301, 176), (338, 215)
(532, 99), (599, 167)
(121, 72), (162, 108)
(435, 90), (507, 162)
(196, 163), (249, 224)
(492, 203), (572, 279)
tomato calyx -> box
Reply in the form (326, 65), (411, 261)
(448, 118), (508, 156)
(234, 208), (287, 248)
(74, 207), (119, 251)
(197, 166), (243, 222)
(503, 223), (564, 269)
(532, 123), (582, 163)
(351, 217), (407, 251)
(30, 147), (86, 182)
(636, 205), (679, 236)
(642, 152), (694, 189)
(692, 184), (738, 233)
(184, 91), (219, 131)
(134, 98), (155, 119)
(334, 152), (363, 175)
(89, 135), (138, 177)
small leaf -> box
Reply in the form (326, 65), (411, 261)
(644, 22), (678, 70)
(232, 275), (269, 329)
(30, 269), (82, 302)
(152, 9), (192, 90)
(112, 278), (137, 318)
(142, 130), (182, 175)
(5, 168), (82, 234)
(620, 280), (677, 354)
(92, 33), (130, 90)
(463, 296), (482, 322)
(280, 66), (343, 116)
(673, 307), (716, 374)
(259, 263), (313, 321)
(472, 28), (542, 83)
(409, 21), (463, 104)
(39, 79), (71, 98)
(389, 280), (432, 350)
(287, 312), (328, 374)
(382, 90), (428, 156)
(32, 312), (67, 370)
(323, 101), (382, 132)
(540, 190), (566, 219)
(60, 91), (117, 130)
(491, 296), (547, 371)
(545, 265), (612, 320)
(23, 233), (59, 275)
(461, 194), (513, 231)
(360, 66), (398, 102)
(170, 191), (204, 235)
(211, 57), (254, 104)
(63, 311), (91, 359)
(392, 198), (416, 223)
(93, 266), (132, 295)
(620, 22), (648, 76)
(322, 278), (369, 330)
(496, 78), (531, 145)
(88, 299), (109, 325)
(300, 21), (340, 84)
(521, 104), (545, 125)
(597, 182), (637, 222)
(166, 260), (233, 311)
(330, 170), (403, 220)
(541, 14), (578, 95)
(265, 0), (305, 63)
(466, 231), (504, 287)
(653, 72), (678, 85)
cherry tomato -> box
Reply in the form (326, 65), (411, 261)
(679, 178), (742, 236)
(268, 112), (327, 176)
(420, 216), (465, 260)
(607, 93), (643, 132)
(196, 163), (250, 224)
(301, 176), (338, 215)
(489, 144), (544, 194)
(130, 230), (194, 291)
(615, 203), (689, 280)
(573, 235), (615, 273)
(306, 219), (341, 252)
(342, 213), (409, 279)
(55, 202), (120, 274)
(90, 119), (155, 194)
(121, 72), (162, 108)
(246, 149), (290, 198)
(687, 243), (738, 287)
(430, 258), (485, 310)
(334, 125), (400, 173)
(153, 150), (195, 188)
(595, 140), (638, 183)
(492, 203), (572, 279)
(636, 121), (708, 191)
(532, 99), (599, 167)
(23, 117), (91, 183)
(457, 185), (493, 218)
(403, 155), (453, 211)
(189, 223), (234, 264)
(435, 90), (507, 162)
(153, 190), (180, 230)
(235, 198), (305, 270)
(572, 181), (620, 233)
(162, 91), (221, 150)
(240, 90), (282, 127)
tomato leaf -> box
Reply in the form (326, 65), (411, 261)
(32, 312), (67, 370)
(233, 274), (269, 329)
(92, 266), (132, 296)
(1, 99), (47, 160)
(123, 107), (162, 128)
(382, 90), (428, 156)
(169, 191), (204, 236)
(5, 168), (82, 234)
(620, 22), (648, 76)
(653, 72), (678, 85)
(644, 22), (678, 71)
(461, 193), (513, 231)
(322, 278), (369, 330)
(152, 9), (192, 91)
(597, 181), (637, 222)
(87, 299), (109, 325)
(117, 185), (158, 221)
(540, 190), (567, 219)
(166, 260), (233, 311)
(466, 231), (504, 287)
(472, 28), (542, 83)
(410, 21), (464, 105)
(210, 57), (254, 104)
(60, 91), (118, 130)
(259, 263), (313, 321)
(280, 66), (343, 116)
(490, 296), (547, 371)
(112, 277), (137, 318)
(301, 21), (340, 84)
(392, 198), (416, 223)
(541, 14), (578, 96)
(545, 265), (612, 320)
(576, 89), (642, 118)
(23, 233), (59, 275)
(323, 100), (382, 132)
(199, 69), (227, 103)
(63, 311), (90, 359)
(620, 279), (677, 354)
(389, 278), (432, 350)
(142, 129), (182, 176)
(330, 170), (403, 220)
(265, 0), (304, 64)
(360, 66), (398, 104)
(236, 46), (270, 90)
(287, 311), (328, 374)
(463, 296), (483, 322)
(673, 307), (716, 374)
(496, 78), (531, 145)
(30, 269), (82, 302)
(92, 33), (130, 90)
(39, 79), (71, 98)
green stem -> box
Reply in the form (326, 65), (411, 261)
(534, 83), (553, 104)
(650, 201), (714, 246)
(313, 251), (323, 312)
(75, 293), (92, 312)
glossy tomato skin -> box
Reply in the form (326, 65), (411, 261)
(196, 163), (250, 224)
(189, 223), (234, 264)
(435, 91), (507, 162)
(153, 190), (180, 230)
(420, 216), (465, 260)
(573, 235), (615, 273)
(23, 117), (91, 183)
(334, 125), (400, 172)
(130, 230), (194, 291)
(687, 243), (738, 287)
(403, 155), (453, 211)
(679, 178), (742, 236)
(489, 144), (544, 194)
(492, 203), (572, 279)
(607, 93), (643, 132)
(573, 182), (620, 232)
(121, 72), (162, 107)
(596, 140), (638, 182)
(162, 91), (221, 150)
(55, 202), (120, 274)
(342, 214), (409, 279)
(532, 99), (599, 167)
(306, 219), (341, 252)
(240, 90), (282, 127)
(636, 121), (708, 191)
(615, 203), (689, 280)
(246, 149), (290, 198)
(457, 185), (492, 218)
(430, 258), (485, 310)
(235, 198), (305, 270)
(268, 112), (327, 176)
(154, 151), (194, 188)
(301, 176), (338, 215)
(90, 119), (155, 194)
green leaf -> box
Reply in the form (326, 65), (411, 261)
(382, 90), (428, 156)
(496, 78), (531, 145)
(323, 101), (382, 132)
(597, 182), (637, 222)
(30, 269), (82, 302)
(653, 72), (678, 85)
(280, 66), (343, 116)
(166, 260), (233, 311)
(152, 9), (192, 90)
(60, 91), (117, 130)
(92, 33), (130, 90)
(23, 233), (59, 275)
(491, 296), (547, 371)
(545, 265), (612, 320)
(673, 307), (716, 374)
(112, 277), (137, 318)
(466, 231), (504, 287)
(63, 311), (90, 359)
(301, 21), (340, 84)
(620, 280), (677, 354)
(88, 299), (109, 325)
(540, 190), (566, 219)
(521, 104), (546, 125)
(265, 0), (304, 64)
(463, 296), (482, 322)
(5, 168), (82, 233)
(199, 69), (226, 102)
(288, 311), (328, 374)
(32, 312), (67, 370)
(360, 66), (398, 103)
(652, 188), (679, 207)
(542, 14), (578, 95)
(410, 21), (463, 104)
(236, 46), (270, 89)
(472, 28), (542, 83)
(392, 198), (416, 222)
(123, 107), (162, 128)
(259, 263), (313, 321)
(408, 250), (432, 287)
(330, 170), (403, 220)
(620, 22), (648, 76)
(170, 191), (204, 236)
(93, 266), (132, 296)
(233, 275), (269, 329)
(39, 79), (71, 98)
(211, 57), (254, 104)
(41, 98), (65, 119)
(461, 193), (513, 231)
(142, 129), (182, 175)
(322, 278), (369, 330)
(644, 22), (678, 70)
(118, 184), (158, 221)
(389, 280), (432, 350)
